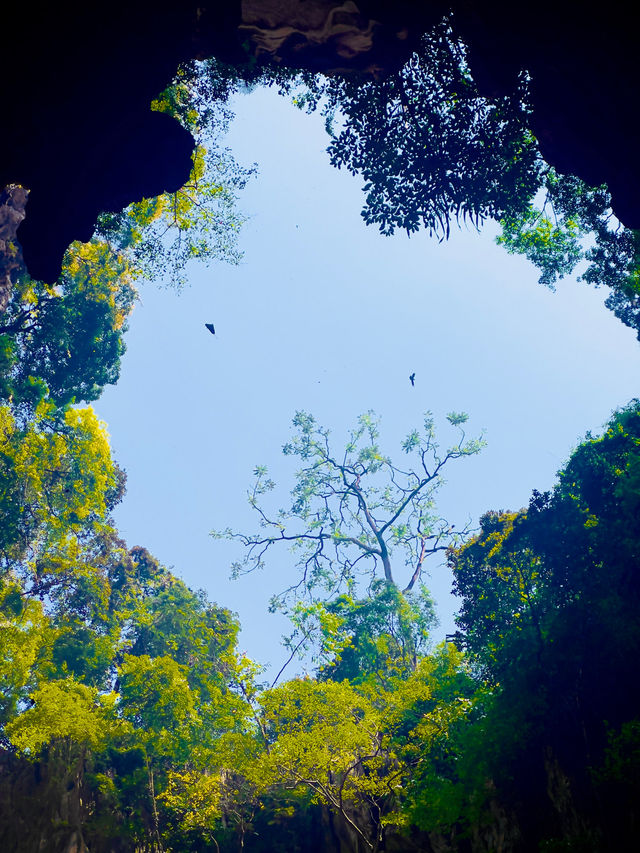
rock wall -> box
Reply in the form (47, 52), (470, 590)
(0, 185), (28, 311)
(2, 1), (638, 289)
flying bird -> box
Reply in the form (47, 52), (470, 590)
(205, 323), (215, 335)
(409, 372), (415, 386)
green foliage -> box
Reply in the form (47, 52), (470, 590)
(205, 411), (489, 847)
(0, 578), (48, 726)
(118, 654), (198, 756)
(449, 509), (546, 680)
(5, 677), (115, 754)
(291, 20), (540, 238)
(453, 400), (640, 686)
(95, 63), (255, 288)
(256, 678), (383, 801)
(0, 384), (253, 848)
(0, 401), (117, 572)
(317, 580), (437, 685)
(498, 206), (583, 287)
(3, 45), (640, 848)
(442, 401), (640, 842)
(498, 168), (640, 336)
(216, 409), (483, 609)
(4, 390), (639, 849)
(214, 409), (483, 684)
(1, 62), (253, 417)
(95, 142), (253, 288)
(383, 645), (483, 834)
(0, 240), (135, 408)
(243, 643), (477, 850)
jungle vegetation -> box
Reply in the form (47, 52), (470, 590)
(1, 16), (639, 853)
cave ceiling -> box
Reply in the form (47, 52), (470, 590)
(1, 0), (638, 284)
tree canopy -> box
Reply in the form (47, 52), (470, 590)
(287, 21), (540, 239)
(2, 32), (640, 853)
(214, 409), (483, 671)
(262, 19), (640, 337)
(217, 410), (483, 598)
(497, 169), (640, 337)
(1, 65), (253, 415)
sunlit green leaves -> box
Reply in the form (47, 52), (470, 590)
(497, 168), (640, 335)
(95, 62), (256, 289)
(6, 677), (115, 753)
(96, 144), (254, 288)
(0, 240), (135, 408)
(0, 401), (116, 570)
(216, 410), (483, 619)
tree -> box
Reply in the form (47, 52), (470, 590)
(1, 63), (254, 413)
(316, 580), (437, 686)
(255, 677), (386, 851)
(452, 400), (640, 694)
(0, 401), (118, 575)
(289, 19), (541, 239)
(449, 509), (547, 680)
(94, 65), (255, 289)
(497, 168), (640, 337)
(0, 380), (257, 850)
(215, 410), (483, 668)
(240, 643), (475, 853)
(0, 576), (48, 728)
(5, 677), (115, 755)
(0, 240), (135, 408)
(277, 19), (640, 338)
(445, 401), (640, 848)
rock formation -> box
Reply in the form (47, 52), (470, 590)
(1, 1), (638, 283)
(0, 185), (28, 311)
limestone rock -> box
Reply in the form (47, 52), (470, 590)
(0, 184), (29, 312)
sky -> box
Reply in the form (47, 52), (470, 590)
(93, 85), (640, 676)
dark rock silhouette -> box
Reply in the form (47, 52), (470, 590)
(1, 1), (638, 284)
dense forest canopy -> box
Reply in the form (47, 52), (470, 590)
(3, 393), (639, 850)
(1, 13), (640, 853)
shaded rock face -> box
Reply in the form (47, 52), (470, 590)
(0, 185), (28, 311)
(0, 751), (90, 853)
(0, 1), (201, 284)
(15, 109), (194, 283)
(1, 0), (638, 285)
(237, 0), (446, 75)
(452, 2), (640, 230)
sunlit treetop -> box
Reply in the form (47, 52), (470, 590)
(215, 409), (483, 602)
(214, 410), (483, 675)
(0, 239), (135, 409)
(498, 169), (640, 336)
(95, 62), (256, 289)
(0, 400), (117, 572)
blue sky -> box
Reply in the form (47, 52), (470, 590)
(94, 85), (640, 676)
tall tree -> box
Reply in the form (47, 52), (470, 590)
(214, 409), (483, 669)
(0, 240), (135, 408)
(445, 401), (640, 848)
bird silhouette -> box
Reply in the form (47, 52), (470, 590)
(409, 372), (415, 386)
(205, 323), (215, 335)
